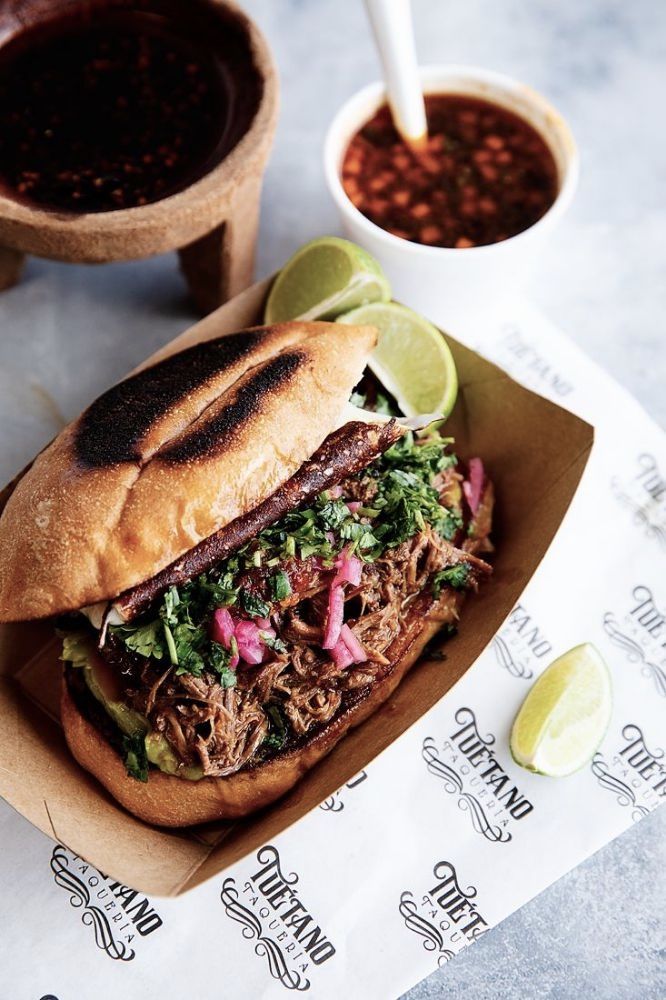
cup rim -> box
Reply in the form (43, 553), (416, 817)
(323, 63), (579, 258)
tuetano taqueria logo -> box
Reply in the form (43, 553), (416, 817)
(220, 844), (336, 992)
(422, 706), (534, 844)
(50, 844), (163, 961)
(399, 858), (489, 968)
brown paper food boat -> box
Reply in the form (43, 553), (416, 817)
(0, 279), (593, 895)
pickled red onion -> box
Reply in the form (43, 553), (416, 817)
(323, 584), (345, 649)
(211, 609), (274, 667)
(322, 548), (364, 649)
(211, 607), (235, 647)
(463, 457), (485, 515)
(340, 623), (366, 663)
(234, 619), (266, 665)
(334, 548), (362, 586)
(330, 637), (355, 669)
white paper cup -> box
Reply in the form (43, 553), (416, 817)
(324, 65), (578, 330)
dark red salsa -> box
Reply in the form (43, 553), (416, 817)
(0, 5), (262, 212)
(342, 94), (558, 248)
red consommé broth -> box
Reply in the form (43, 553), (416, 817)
(342, 94), (558, 249)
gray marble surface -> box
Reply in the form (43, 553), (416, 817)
(0, 0), (664, 997)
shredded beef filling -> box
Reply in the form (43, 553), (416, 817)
(95, 456), (493, 779)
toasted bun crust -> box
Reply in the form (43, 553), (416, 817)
(61, 592), (462, 827)
(0, 322), (376, 621)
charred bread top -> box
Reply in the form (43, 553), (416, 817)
(0, 321), (376, 620)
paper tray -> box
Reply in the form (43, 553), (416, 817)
(0, 279), (593, 895)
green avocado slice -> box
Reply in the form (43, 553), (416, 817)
(61, 632), (203, 781)
(144, 731), (203, 780)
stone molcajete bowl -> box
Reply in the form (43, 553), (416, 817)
(0, 0), (279, 312)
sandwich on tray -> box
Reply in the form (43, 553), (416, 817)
(0, 320), (493, 826)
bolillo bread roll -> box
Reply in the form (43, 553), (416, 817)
(0, 315), (494, 830)
(0, 322), (376, 621)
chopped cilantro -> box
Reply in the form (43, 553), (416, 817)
(241, 589), (271, 619)
(172, 622), (214, 677)
(117, 621), (165, 659)
(211, 654), (237, 688)
(162, 621), (178, 665)
(197, 571), (239, 608)
(111, 431), (465, 680)
(370, 464), (461, 549)
(122, 733), (148, 782)
(261, 632), (287, 654)
(317, 497), (352, 531)
(114, 581), (239, 679)
(162, 585), (180, 624)
(339, 517), (380, 555)
(270, 570), (292, 601)
(382, 431), (456, 477)
(432, 563), (471, 597)
(262, 703), (288, 753)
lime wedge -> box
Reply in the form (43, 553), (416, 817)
(510, 643), (612, 777)
(337, 302), (458, 418)
(263, 236), (391, 323)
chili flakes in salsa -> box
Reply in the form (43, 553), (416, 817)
(342, 94), (558, 249)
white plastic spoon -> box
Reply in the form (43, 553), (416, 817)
(364, 0), (427, 148)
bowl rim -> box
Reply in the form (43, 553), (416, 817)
(0, 0), (279, 238)
(323, 63), (579, 258)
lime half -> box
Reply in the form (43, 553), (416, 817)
(264, 236), (391, 323)
(510, 643), (612, 777)
(337, 302), (458, 418)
